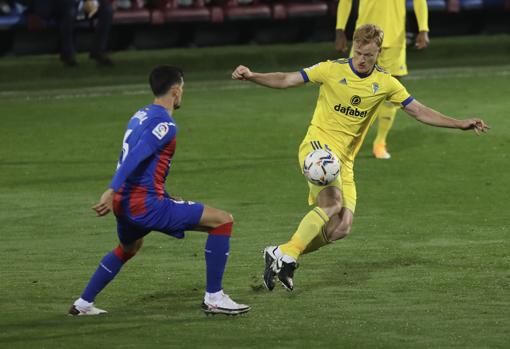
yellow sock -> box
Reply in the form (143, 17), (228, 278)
(302, 226), (330, 255)
(280, 207), (329, 260)
(374, 102), (397, 145)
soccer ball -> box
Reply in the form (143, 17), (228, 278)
(303, 149), (340, 186)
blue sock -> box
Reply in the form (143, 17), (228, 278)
(81, 252), (124, 302)
(205, 235), (230, 293)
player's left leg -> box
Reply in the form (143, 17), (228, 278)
(194, 206), (250, 315)
(69, 220), (148, 316)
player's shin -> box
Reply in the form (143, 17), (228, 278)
(205, 222), (232, 294)
(80, 245), (136, 303)
(374, 101), (397, 146)
(302, 226), (331, 255)
(280, 207), (329, 260)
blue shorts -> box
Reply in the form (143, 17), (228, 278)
(115, 197), (204, 245)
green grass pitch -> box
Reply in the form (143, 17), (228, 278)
(0, 36), (509, 348)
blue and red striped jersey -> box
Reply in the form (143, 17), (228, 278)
(110, 104), (177, 200)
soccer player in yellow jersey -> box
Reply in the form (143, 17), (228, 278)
(336, 0), (430, 159)
(232, 24), (488, 291)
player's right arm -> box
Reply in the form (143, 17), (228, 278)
(93, 119), (176, 216)
(231, 65), (305, 89)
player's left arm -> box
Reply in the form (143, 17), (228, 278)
(403, 99), (489, 134)
(413, 0), (430, 49)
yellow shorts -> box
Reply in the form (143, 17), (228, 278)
(349, 45), (407, 76)
(298, 140), (357, 213)
(378, 46), (408, 76)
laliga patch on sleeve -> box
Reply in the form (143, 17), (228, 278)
(152, 122), (175, 140)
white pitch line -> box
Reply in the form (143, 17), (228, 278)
(1, 65), (509, 101)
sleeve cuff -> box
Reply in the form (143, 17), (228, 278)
(401, 96), (414, 107)
(300, 69), (309, 83)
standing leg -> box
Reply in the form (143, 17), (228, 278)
(196, 206), (250, 315)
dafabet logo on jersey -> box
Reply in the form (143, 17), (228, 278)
(334, 95), (367, 118)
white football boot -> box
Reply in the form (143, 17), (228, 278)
(68, 298), (107, 316)
(201, 291), (250, 315)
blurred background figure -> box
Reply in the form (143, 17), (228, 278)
(27, 0), (113, 67)
(0, 0), (13, 15)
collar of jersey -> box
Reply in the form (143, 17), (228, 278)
(348, 58), (374, 78)
(150, 103), (172, 117)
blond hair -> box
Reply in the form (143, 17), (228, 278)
(353, 24), (384, 48)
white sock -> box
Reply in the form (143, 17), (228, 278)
(74, 298), (93, 308)
(281, 254), (296, 264)
(205, 289), (224, 303)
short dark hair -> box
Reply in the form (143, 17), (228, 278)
(149, 65), (184, 97)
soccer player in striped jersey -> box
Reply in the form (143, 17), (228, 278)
(336, 0), (430, 159)
(69, 66), (250, 316)
(232, 24), (488, 292)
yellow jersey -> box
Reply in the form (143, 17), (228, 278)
(301, 58), (413, 162)
(336, 0), (429, 47)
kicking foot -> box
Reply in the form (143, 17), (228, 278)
(373, 143), (391, 159)
(277, 258), (298, 291)
(262, 246), (279, 291)
(201, 291), (250, 316)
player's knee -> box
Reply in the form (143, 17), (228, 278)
(209, 213), (234, 237)
(219, 211), (234, 225)
(329, 222), (352, 241)
(317, 187), (343, 217)
(114, 241), (141, 262)
(321, 201), (343, 218)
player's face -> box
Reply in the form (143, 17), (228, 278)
(352, 41), (381, 73)
(172, 81), (184, 110)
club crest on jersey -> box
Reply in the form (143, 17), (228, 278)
(372, 83), (379, 94)
(152, 122), (174, 140)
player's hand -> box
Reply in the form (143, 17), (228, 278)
(232, 65), (253, 80)
(458, 118), (490, 135)
(92, 188), (115, 216)
(415, 31), (430, 50)
(335, 29), (348, 53)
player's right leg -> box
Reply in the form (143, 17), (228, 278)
(195, 206), (250, 315)
(68, 220), (147, 316)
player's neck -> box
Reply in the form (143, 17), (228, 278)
(153, 98), (174, 113)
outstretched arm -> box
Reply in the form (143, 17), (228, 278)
(404, 99), (489, 135)
(232, 65), (305, 89)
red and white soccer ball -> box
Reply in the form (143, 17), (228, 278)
(303, 149), (341, 186)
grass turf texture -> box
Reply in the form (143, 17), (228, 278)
(1, 35), (509, 348)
